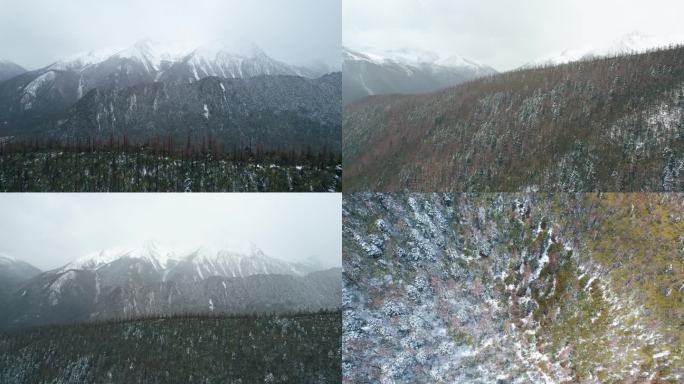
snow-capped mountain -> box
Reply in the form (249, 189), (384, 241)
(0, 60), (27, 83)
(48, 38), (312, 79)
(523, 31), (684, 68)
(0, 243), (340, 330)
(0, 40), (341, 149)
(0, 38), (323, 125)
(59, 241), (316, 279)
(343, 46), (497, 105)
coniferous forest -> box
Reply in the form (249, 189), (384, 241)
(0, 311), (341, 384)
(0, 138), (341, 192)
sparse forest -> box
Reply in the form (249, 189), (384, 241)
(0, 137), (341, 192)
(344, 45), (684, 192)
(0, 311), (342, 384)
(343, 193), (682, 382)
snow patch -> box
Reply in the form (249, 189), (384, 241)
(21, 71), (56, 110)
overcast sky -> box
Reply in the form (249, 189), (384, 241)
(0, 194), (341, 271)
(343, 0), (684, 71)
(0, 0), (341, 70)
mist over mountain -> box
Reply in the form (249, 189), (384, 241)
(0, 254), (41, 308)
(0, 61), (26, 83)
(522, 31), (684, 68)
(343, 46), (496, 105)
(0, 242), (341, 331)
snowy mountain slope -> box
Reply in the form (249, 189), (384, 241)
(0, 60), (27, 83)
(0, 39), (323, 131)
(61, 241), (179, 272)
(59, 241), (316, 278)
(0, 243), (340, 330)
(47, 72), (341, 149)
(343, 46), (497, 105)
(47, 39), (314, 79)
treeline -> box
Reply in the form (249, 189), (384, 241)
(0, 310), (342, 384)
(1, 309), (340, 335)
(0, 134), (340, 166)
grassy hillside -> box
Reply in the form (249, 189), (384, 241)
(0, 311), (341, 384)
(344, 46), (684, 192)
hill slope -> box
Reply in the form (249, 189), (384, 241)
(0, 311), (341, 384)
(343, 46), (684, 192)
(343, 193), (682, 382)
(0, 255), (41, 307)
(0, 60), (26, 83)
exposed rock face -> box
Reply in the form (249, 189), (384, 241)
(343, 193), (682, 383)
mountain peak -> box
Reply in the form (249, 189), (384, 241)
(345, 46), (492, 72)
(0, 252), (16, 263)
(46, 38), (277, 74)
(60, 242), (314, 278)
(63, 241), (178, 272)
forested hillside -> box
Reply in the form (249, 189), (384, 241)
(344, 46), (684, 192)
(0, 311), (341, 384)
(0, 142), (341, 192)
(343, 193), (682, 382)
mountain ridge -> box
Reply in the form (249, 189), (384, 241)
(342, 46), (497, 105)
(0, 39), (339, 147)
(0, 60), (26, 83)
(0, 243), (340, 331)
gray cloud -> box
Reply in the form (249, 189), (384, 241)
(0, 193), (341, 271)
(0, 0), (341, 70)
(343, 0), (684, 71)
